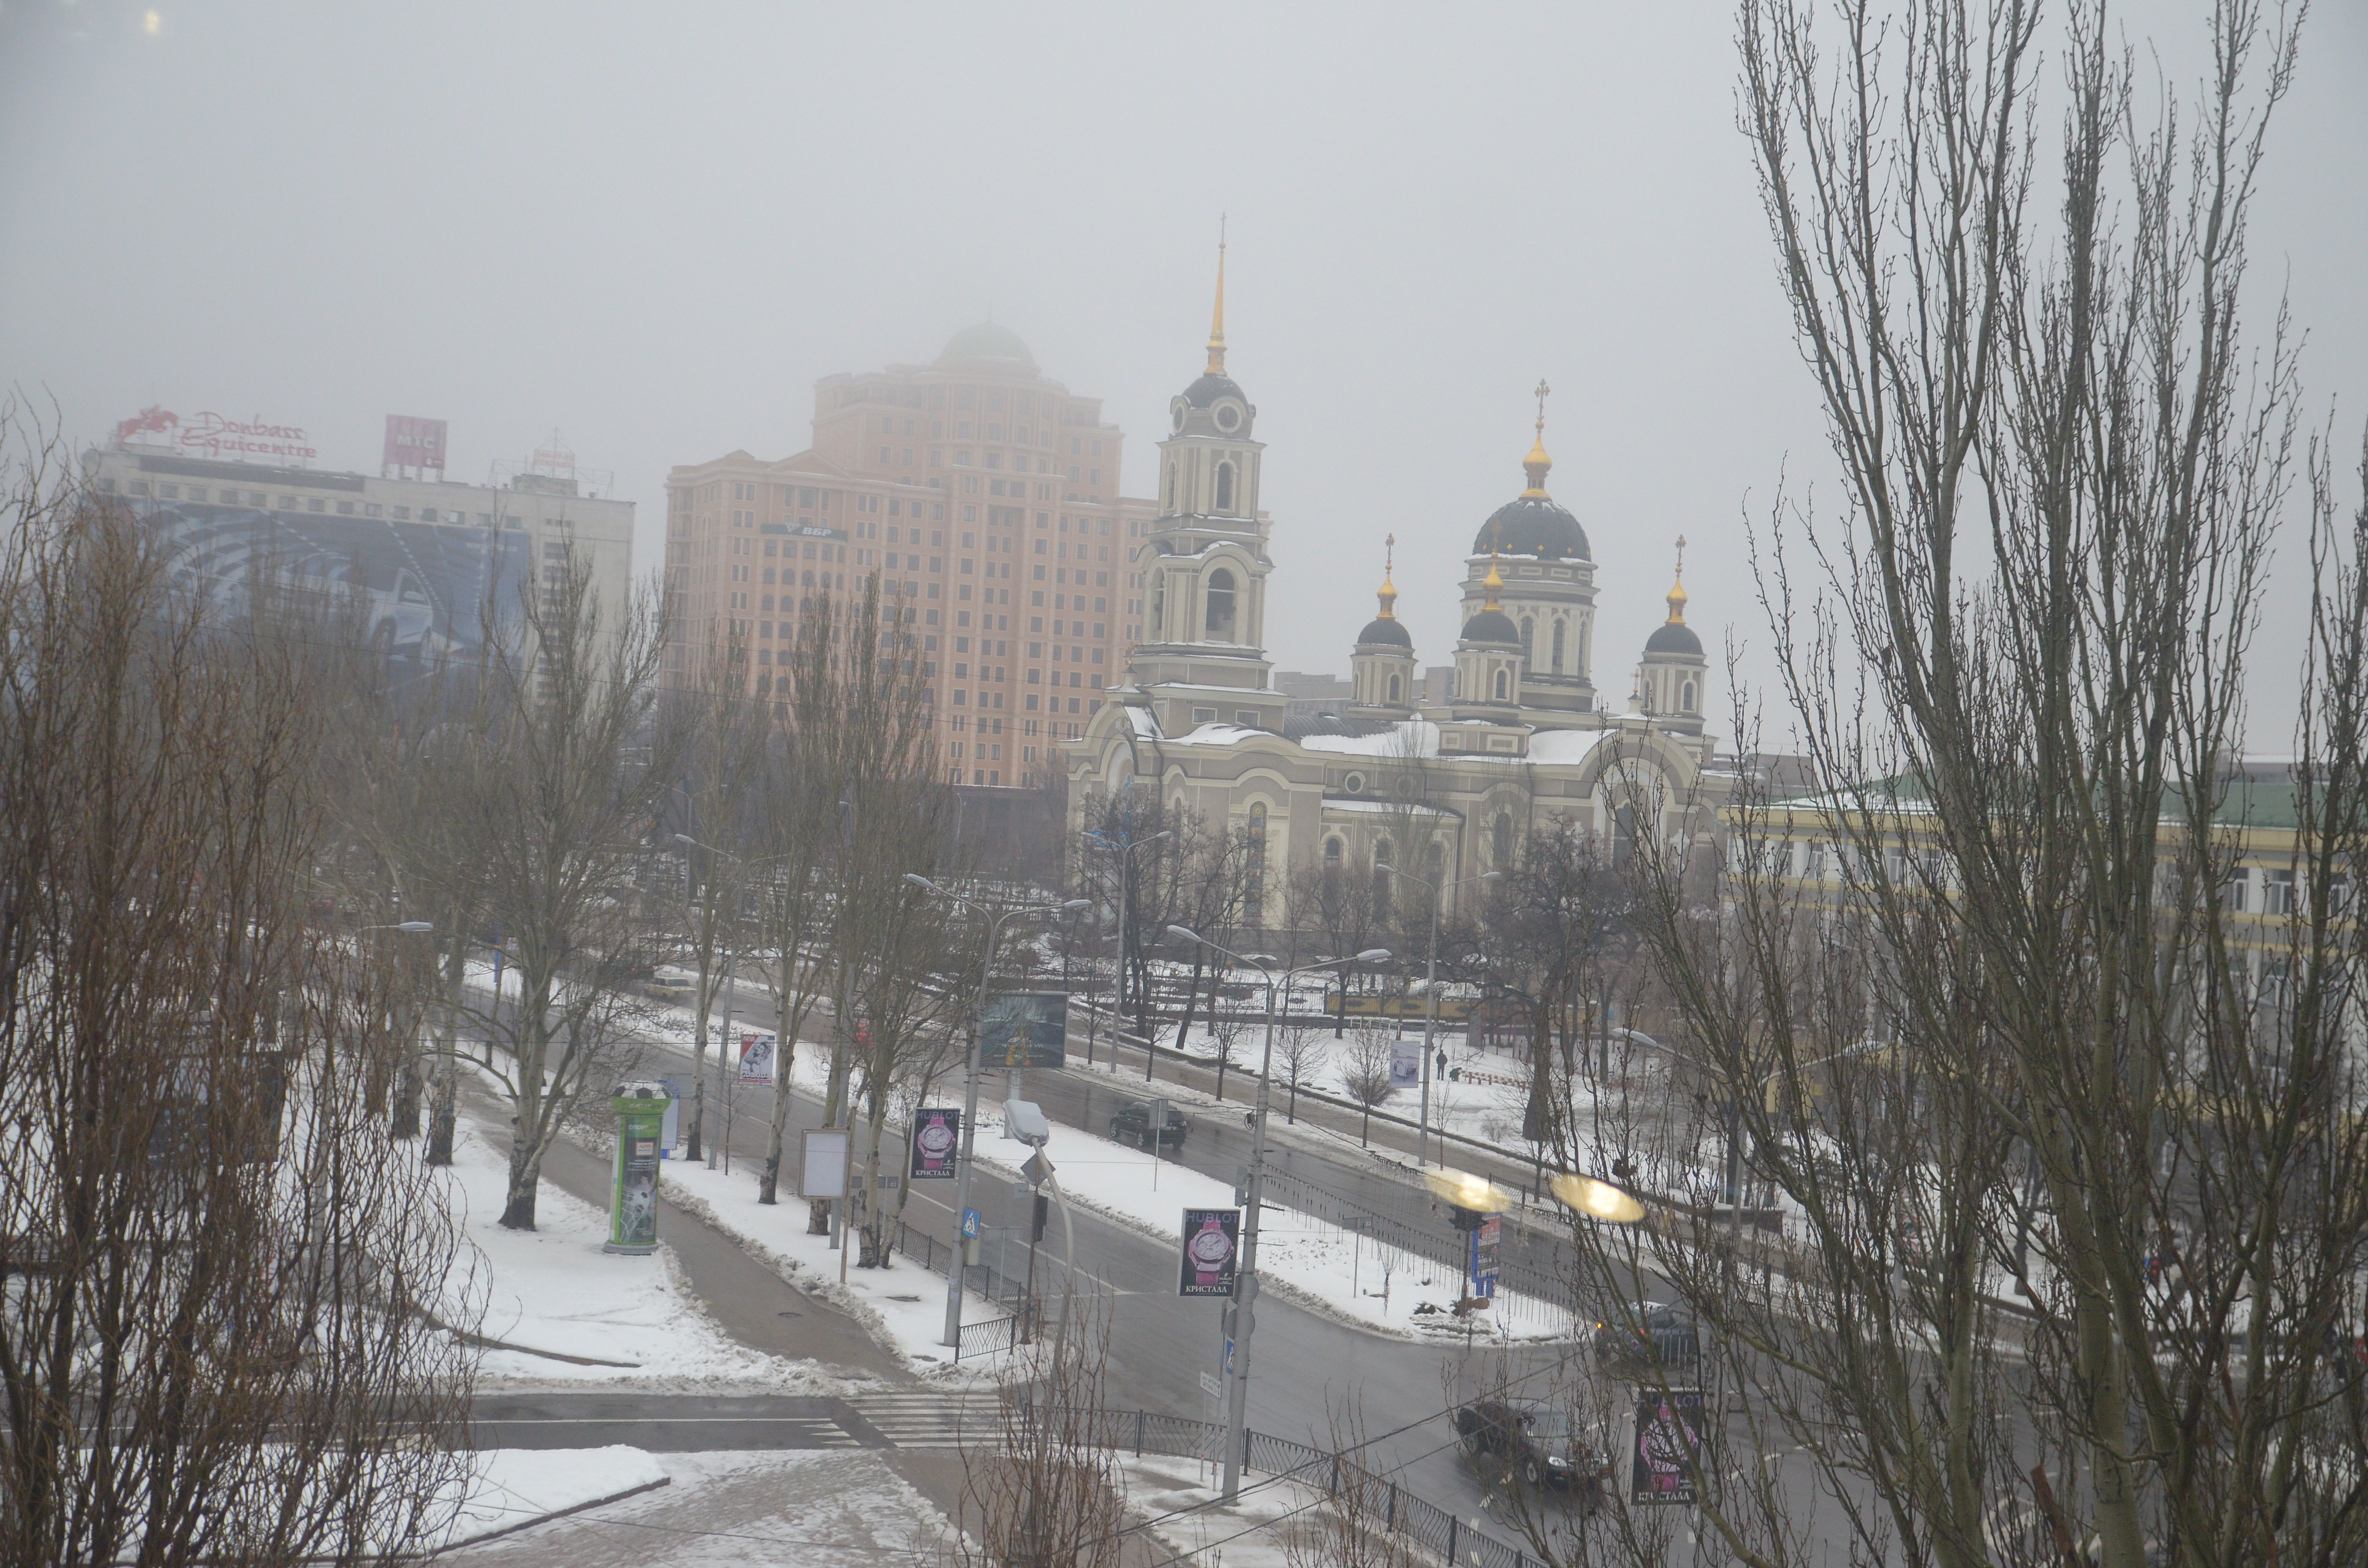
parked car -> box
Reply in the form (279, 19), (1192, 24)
(1108, 1101), (1188, 1152)
(1592, 1300), (1702, 1374)
(1454, 1399), (1608, 1503)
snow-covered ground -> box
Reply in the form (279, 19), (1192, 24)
(441, 1450), (953, 1568)
(431, 1446), (670, 1551)
(436, 1117), (834, 1389)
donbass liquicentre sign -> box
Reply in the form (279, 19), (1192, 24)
(114, 406), (318, 464)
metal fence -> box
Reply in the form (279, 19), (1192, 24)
(892, 1218), (1068, 1359)
(956, 1312), (1022, 1362)
(1019, 1404), (1542, 1568)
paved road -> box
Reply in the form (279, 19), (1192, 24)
(601, 1014), (1608, 1534)
(470, 1390), (996, 1451)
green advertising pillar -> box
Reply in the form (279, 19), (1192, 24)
(605, 1081), (668, 1255)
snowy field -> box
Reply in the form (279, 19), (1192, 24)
(431, 1446), (670, 1552)
(441, 1450), (953, 1568)
(436, 1117), (835, 1389)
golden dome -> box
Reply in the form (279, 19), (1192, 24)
(1522, 378), (1553, 497)
(1483, 551), (1505, 612)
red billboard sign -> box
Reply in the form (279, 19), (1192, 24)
(383, 415), (449, 474)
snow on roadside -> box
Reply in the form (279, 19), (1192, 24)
(437, 1117), (838, 1391)
(431, 1446), (669, 1551)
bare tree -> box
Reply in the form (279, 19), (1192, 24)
(671, 629), (767, 1161)
(957, 1299), (1128, 1568)
(1507, 8), (2368, 1568)
(1277, 1022), (1329, 1124)
(0, 435), (475, 1565)
(451, 547), (686, 1230)
(1339, 1026), (1398, 1147)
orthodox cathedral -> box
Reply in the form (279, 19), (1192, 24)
(1064, 251), (1729, 917)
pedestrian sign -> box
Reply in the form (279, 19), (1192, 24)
(961, 1206), (982, 1240)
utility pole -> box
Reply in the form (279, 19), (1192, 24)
(1167, 926), (1389, 1502)
(911, 876), (1088, 1348)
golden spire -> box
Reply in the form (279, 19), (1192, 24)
(1522, 378), (1553, 497)
(1666, 533), (1689, 624)
(1483, 550), (1505, 612)
(1205, 215), (1228, 376)
(1376, 532), (1399, 619)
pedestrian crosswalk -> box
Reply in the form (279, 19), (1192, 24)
(846, 1390), (1005, 1450)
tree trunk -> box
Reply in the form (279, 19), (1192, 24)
(391, 1053), (421, 1139)
(500, 1137), (541, 1230)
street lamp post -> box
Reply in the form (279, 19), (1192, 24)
(1372, 863), (1499, 1167)
(1167, 925), (1390, 1504)
(909, 875), (1090, 1348)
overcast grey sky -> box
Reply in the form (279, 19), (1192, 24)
(4, 2), (2362, 744)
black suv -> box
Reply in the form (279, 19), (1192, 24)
(1108, 1101), (1188, 1152)
(1592, 1300), (1703, 1374)
(1455, 1399), (1607, 1503)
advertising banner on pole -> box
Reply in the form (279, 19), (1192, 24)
(1630, 1388), (1709, 1506)
(1470, 1213), (1502, 1297)
(1389, 1039), (1422, 1090)
(910, 1107), (961, 1179)
(738, 1031), (775, 1084)
(1179, 1207), (1241, 1297)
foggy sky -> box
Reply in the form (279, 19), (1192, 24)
(4, 1), (2362, 749)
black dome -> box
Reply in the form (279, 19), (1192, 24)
(1474, 494), (1590, 562)
(1182, 372), (1245, 409)
(1645, 621), (1703, 656)
(1357, 616), (1413, 649)
(1460, 608), (1520, 646)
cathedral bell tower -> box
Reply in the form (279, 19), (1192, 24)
(1349, 535), (1418, 719)
(1129, 225), (1287, 734)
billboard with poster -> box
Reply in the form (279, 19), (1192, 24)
(910, 1107), (961, 1179)
(1389, 1039), (1422, 1090)
(1630, 1388), (1709, 1506)
(382, 415), (449, 474)
(125, 492), (532, 673)
(980, 991), (1069, 1070)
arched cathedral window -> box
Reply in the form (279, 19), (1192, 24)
(1215, 463), (1234, 513)
(1205, 568), (1236, 639)
(1493, 668), (1509, 702)
(1551, 620), (1566, 673)
(1682, 679), (1696, 712)
(1492, 808), (1513, 869)
(1387, 673), (1401, 704)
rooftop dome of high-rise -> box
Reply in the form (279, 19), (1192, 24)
(937, 322), (1036, 367)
